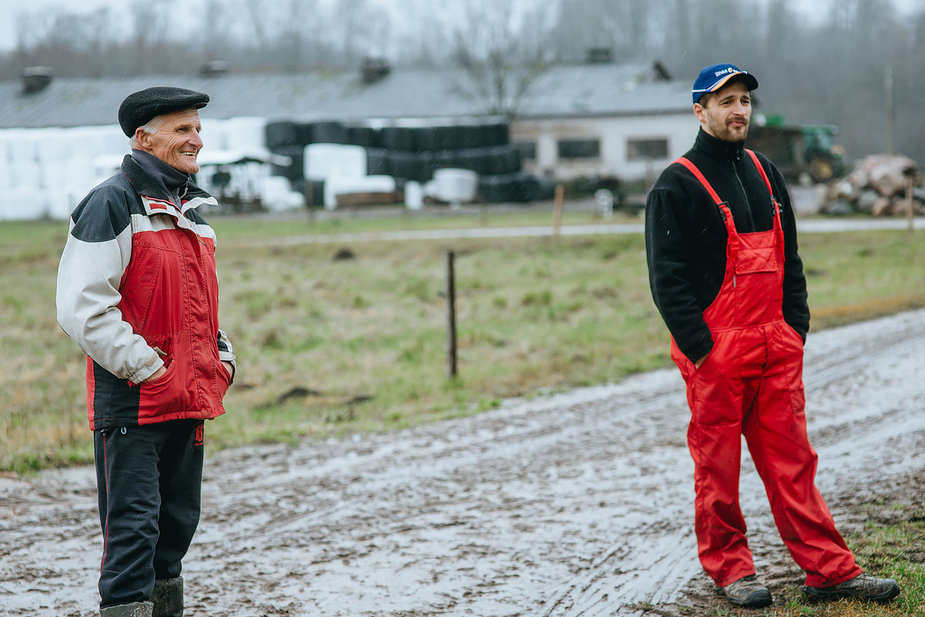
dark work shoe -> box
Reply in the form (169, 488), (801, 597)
(722, 575), (773, 608)
(804, 573), (900, 603)
(100, 601), (153, 617)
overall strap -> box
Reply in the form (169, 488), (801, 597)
(674, 156), (739, 259)
(744, 149), (774, 200)
(675, 157), (723, 206)
(744, 149), (785, 255)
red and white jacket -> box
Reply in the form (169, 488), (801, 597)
(57, 153), (235, 431)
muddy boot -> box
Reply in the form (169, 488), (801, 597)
(151, 577), (184, 617)
(721, 575), (772, 608)
(804, 573), (900, 603)
(100, 601), (154, 617)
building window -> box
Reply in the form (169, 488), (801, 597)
(627, 138), (669, 161)
(557, 139), (600, 159)
(513, 140), (537, 160)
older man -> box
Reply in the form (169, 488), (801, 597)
(645, 64), (900, 608)
(57, 87), (235, 617)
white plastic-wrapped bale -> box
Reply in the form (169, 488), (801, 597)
(433, 168), (478, 203)
(304, 143), (367, 182)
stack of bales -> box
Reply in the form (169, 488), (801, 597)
(265, 119), (553, 204)
(0, 116), (308, 220)
(195, 116), (304, 212)
(0, 125), (126, 221)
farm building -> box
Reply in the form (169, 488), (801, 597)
(0, 57), (694, 219)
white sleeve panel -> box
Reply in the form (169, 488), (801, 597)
(56, 224), (163, 383)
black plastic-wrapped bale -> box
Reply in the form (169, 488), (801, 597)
(505, 144), (523, 174)
(518, 173), (556, 201)
(380, 126), (416, 151)
(435, 125), (462, 151)
(295, 122), (315, 146)
(478, 173), (555, 203)
(268, 145), (305, 183)
(481, 122), (510, 147)
(454, 149), (479, 175)
(416, 125), (462, 152)
(386, 150), (437, 183)
(478, 175), (513, 203)
(348, 125), (382, 149)
(405, 151), (436, 182)
(432, 150), (460, 171)
(456, 124), (484, 149)
(264, 121), (300, 148)
(414, 126), (440, 152)
(418, 150), (438, 182)
(365, 147), (389, 176)
(507, 173), (536, 202)
(310, 121), (348, 144)
(457, 147), (496, 176)
(485, 144), (522, 175)
(387, 150), (419, 181)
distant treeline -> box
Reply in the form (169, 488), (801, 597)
(3, 0), (924, 165)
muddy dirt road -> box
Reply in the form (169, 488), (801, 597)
(2, 308), (923, 616)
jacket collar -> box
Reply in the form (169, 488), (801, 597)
(694, 128), (745, 163)
(121, 151), (217, 217)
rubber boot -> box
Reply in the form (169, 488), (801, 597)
(100, 601), (154, 617)
(151, 577), (184, 617)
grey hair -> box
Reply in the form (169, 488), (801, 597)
(129, 115), (167, 149)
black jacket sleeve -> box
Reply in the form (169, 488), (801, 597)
(645, 169), (716, 363)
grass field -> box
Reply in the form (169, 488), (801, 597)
(1, 208), (924, 473)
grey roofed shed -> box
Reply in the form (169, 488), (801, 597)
(0, 61), (690, 130)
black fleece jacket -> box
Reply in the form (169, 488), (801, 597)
(645, 128), (810, 363)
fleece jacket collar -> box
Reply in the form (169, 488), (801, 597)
(694, 128), (746, 164)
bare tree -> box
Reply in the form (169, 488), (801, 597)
(2, 0), (925, 166)
(242, 0), (273, 49)
(437, 0), (559, 118)
(127, 0), (170, 73)
(4, 7), (119, 78)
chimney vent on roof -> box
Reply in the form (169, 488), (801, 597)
(585, 48), (613, 65)
(21, 66), (53, 94)
(361, 57), (390, 84)
(200, 61), (231, 77)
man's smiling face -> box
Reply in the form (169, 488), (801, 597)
(139, 108), (203, 174)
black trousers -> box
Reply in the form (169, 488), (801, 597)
(93, 420), (204, 608)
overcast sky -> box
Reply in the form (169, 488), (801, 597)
(0, 0), (921, 54)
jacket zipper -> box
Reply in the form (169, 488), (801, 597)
(731, 156), (757, 231)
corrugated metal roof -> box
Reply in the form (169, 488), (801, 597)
(0, 61), (691, 129)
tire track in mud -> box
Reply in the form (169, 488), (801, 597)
(190, 374), (704, 616)
(1, 308), (923, 616)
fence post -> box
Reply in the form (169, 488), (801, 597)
(304, 180), (315, 228)
(552, 183), (564, 238)
(906, 172), (916, 233)
(445, 250), (458, 379)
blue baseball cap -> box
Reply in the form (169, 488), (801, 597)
(692, 63), (758, 104)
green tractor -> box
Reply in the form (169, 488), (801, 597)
(748, 117), (846, 185)
(800, 125), (845, 184)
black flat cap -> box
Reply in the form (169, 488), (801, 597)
(118, 86), (210, 137)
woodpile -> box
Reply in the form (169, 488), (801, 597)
(823, 154), (923, 216)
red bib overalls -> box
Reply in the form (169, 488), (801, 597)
(670, 151), (861, 588)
